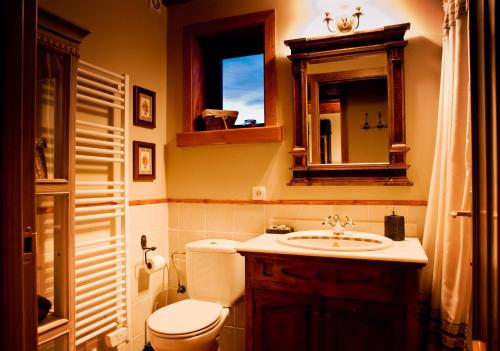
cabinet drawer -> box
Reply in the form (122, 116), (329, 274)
(246, 254), (417, 301)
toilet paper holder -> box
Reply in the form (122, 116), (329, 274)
(141, 235), (157, 269)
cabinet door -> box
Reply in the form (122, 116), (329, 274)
(323, 298), (406, 351)
(252, 289), (320, 351)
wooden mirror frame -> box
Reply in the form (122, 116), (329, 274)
(285, 23), (411, 186)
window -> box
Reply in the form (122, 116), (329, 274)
(178, 10), (281, 146)
(223, 54), (264, 125)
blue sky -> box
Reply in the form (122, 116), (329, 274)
(222, 54), (264, 124)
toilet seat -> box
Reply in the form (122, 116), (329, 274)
(147, 299), (223, 339)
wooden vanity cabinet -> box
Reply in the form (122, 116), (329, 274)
(240, 252), (424, 351)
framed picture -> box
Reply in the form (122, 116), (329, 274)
(133, 141), (156, 180)
(133, 86), (156, 128)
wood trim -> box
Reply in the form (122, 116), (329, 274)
(310, 81), (320, 163)
(162, 0), (194, 6)
(470, 0), (499, 348)
(289, 176), (413, 186)
(307, 163), (409, 170)
(340, 93), (349, 163)
(166, 198), (427, 206)
(263, 9), (276, 127)
(291, 42), (406, 63)
(307, 101), (341, 114)
(37, 8), (90, 48)
(308, 67), (387, 83)
(41, 198), (168, 209)
(177, 125), (282, 146)
(38, 323), (69, 345)
(181, 10), (277, 146)
(129, 198), (168, 206)
(1, 0), (38, 349)
(285, 23), (410, 55)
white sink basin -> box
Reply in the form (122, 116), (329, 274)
(277, 230), (393, 252)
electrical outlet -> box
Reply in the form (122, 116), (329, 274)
(252, 186), (266, 200)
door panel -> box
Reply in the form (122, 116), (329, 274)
(253, 289), (320, 351)
(0, 0), (38, 350)
(323, 298), (406, 351)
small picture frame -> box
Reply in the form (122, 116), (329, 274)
(133, 86), (156, 128)
(133, 141), (156, 180)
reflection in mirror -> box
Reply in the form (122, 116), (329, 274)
(307, 54), (386, 75)
(306, 58), (389, 165)
(307, 77), (389, 164)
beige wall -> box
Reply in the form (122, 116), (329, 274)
(38, 1), (168, 350)
(166, 0), (442, 201)
(39, 0), (168, 201)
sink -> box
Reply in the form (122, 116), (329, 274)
(277, 230), (393, 251)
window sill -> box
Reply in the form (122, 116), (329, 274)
(176, 126), (282, 147)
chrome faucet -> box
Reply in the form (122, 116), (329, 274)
(322, 215), (354, 235)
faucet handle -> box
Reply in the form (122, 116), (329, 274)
(343, 216), (355, 229)
(322, 215), (332, 226)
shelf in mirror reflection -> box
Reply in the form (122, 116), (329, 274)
(306, 74), (389, 165)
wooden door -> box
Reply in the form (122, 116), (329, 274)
(322, 298), (406, 351)
(470, 0), (499, 350)
(252, 289), (321, 351)
(0, 0), (38, 350)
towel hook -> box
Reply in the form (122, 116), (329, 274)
(141, 234), (157, 269)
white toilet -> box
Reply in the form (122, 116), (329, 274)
(147, 239), (245, 351)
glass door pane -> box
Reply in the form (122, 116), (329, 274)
(36, 194), (69, 332)
(36, 46), (69, 181)
(38, 333), (68, 351)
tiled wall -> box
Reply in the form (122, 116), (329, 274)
(129, 203), (169, 351)
(167, 202), (427, 351)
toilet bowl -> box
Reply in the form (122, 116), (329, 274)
(147, 299), (229, 351)
(146, 239), (245, 351)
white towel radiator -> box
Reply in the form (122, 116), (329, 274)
(73, 60), (130, 348)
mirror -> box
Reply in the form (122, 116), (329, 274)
(306, 54), (389, 164)
(285, 23), (411, 185)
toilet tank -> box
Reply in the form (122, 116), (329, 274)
(186, 239), (245, 307)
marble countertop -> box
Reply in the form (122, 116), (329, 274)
(236, 234), (428, 265)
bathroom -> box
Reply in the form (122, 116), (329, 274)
(0, 0), (497, 350)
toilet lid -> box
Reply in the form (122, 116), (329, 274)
(147, 299), (223, 336)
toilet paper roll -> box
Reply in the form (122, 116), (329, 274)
(145, 255), (166, 274)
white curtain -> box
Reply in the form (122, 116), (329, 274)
(419, 0), (472, 350)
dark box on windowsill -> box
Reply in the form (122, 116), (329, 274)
(201, 109), (238, 130)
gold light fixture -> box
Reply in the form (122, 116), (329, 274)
(323, 6), (363, 34)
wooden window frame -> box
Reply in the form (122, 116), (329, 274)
(177, 9), (281, 147)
